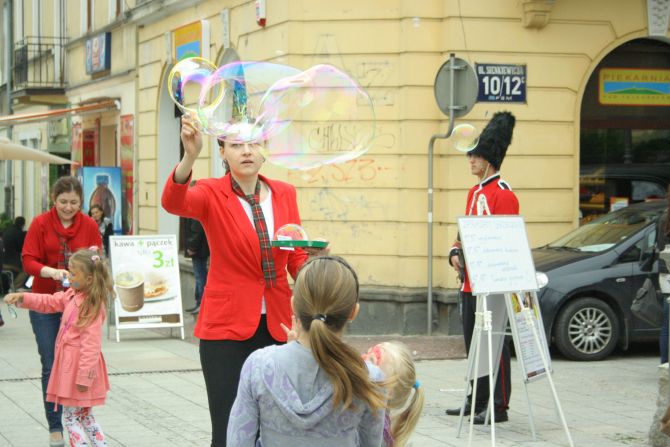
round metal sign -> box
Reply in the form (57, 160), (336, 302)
(434, 57), (478, 118)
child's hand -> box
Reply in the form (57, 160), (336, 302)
(280, 315), (300, 342)
(362, 344), (384, 366)
(3, 293), (23, 305)
(76, 384), (88, 392)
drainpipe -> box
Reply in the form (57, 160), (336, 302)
(4, 0), (14, 218)
(4, 0), (13, 137)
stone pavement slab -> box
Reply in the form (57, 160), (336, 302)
(0, 308), (662, 446)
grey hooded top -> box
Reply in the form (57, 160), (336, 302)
(227, 341), (385, 447)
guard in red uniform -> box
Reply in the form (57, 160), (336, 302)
(445, 111), (519, 424)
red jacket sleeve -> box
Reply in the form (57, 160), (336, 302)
(22, 215), (46, 277)
(161, 166), (209, 220)
(77, 311), (105, 387)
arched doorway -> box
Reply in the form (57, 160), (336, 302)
(157, 66), (181, 237)
(579, 38), (670, 222)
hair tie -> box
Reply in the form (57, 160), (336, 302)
(89, 245), (100, 252)
(413, 380), (421, 389)
(91, 255), (101, 262)
(313, 314), (327, 323)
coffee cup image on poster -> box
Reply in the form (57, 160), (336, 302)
(79, 166), (122, 234)
(109, 235), (183, 317)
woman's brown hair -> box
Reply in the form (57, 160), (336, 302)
(293, 256), (385, 412)
(52, 176), (83, 202)
(69, 247), (114, 328)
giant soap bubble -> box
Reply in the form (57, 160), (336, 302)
(168, 58), (376, 171)
(450, 123), (480, 152)
(196, 61), (301, 143)
(167, 57), (219, 119)
(259, 64), (376, 170)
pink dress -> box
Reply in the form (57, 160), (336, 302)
(22, 290), (110, 408)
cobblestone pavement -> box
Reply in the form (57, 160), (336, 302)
(0, 309), (662, 446)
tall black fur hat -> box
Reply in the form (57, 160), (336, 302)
(467, 111), (515, 170)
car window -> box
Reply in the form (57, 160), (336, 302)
(632, 181), (666, 201)
(618, 239), (643, 263)
(548, 206), (661, 253)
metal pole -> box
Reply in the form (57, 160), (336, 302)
(427, 53), (457, 334)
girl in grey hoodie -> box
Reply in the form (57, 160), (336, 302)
(227, 256), (386, 447)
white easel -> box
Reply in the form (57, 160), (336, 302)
(455, 216), (574, 447)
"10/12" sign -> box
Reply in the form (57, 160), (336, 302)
(476, 63), (527, 103)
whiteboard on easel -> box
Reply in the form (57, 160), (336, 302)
(458, 216), (538, 294)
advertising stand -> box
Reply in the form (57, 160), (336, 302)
(109, 235), (185, 342)
(456, 216), (573, 447)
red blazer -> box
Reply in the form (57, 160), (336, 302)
(23, 209), (102, 294)
(161, 169), (308, 341)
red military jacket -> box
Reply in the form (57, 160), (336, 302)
(452, 173), (520, 292)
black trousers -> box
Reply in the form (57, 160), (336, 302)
(199, 315), (276, 447)
(461, 291), (512, 412)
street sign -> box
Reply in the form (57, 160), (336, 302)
(434, 57), (478, 118)
(476, 63), (527, 103)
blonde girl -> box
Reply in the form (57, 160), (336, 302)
(4, 247), (113, 447)
(227, 256), (386, 447)
(363, 341), (425, 447)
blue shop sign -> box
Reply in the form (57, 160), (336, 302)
(476, 63), (527, 103)
(85, 32), (111, 74)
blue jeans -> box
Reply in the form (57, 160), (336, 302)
(662, 298), (669, 364)
(192, 257), (209, 307)
(29, 310), (63, 433)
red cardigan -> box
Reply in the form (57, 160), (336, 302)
(22, 209), (102, 294)
(161, 169), (308, 341)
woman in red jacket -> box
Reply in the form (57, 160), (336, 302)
(22, 176), (102, 447)
(162, 115), (318, 447)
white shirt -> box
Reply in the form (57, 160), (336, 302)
(238, 187), (274, 314)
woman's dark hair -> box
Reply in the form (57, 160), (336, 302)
(52, 176), (83, 202)
(89, 203), (105, 218)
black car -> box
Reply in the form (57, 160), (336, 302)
(533, 200), (666, 361)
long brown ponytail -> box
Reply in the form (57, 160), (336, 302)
(293, 256), (385, 412)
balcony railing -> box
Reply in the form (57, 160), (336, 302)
(13, 36), (68, 92)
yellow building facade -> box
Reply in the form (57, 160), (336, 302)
(135, 0), (668, 298)
(1, 0), (668, 333)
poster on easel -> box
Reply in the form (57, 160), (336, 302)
(109, 235), (184, 341)
(511, 292), (552, 381)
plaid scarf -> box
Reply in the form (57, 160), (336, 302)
(231, 177), (276, 287)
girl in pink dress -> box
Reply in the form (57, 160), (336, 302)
(5, 247), (112, 447)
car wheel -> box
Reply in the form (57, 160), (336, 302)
(554, 297), (619, 361)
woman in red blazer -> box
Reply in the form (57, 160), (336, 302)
(22, 176), (102, 447)
(162, 116), (313, 447)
